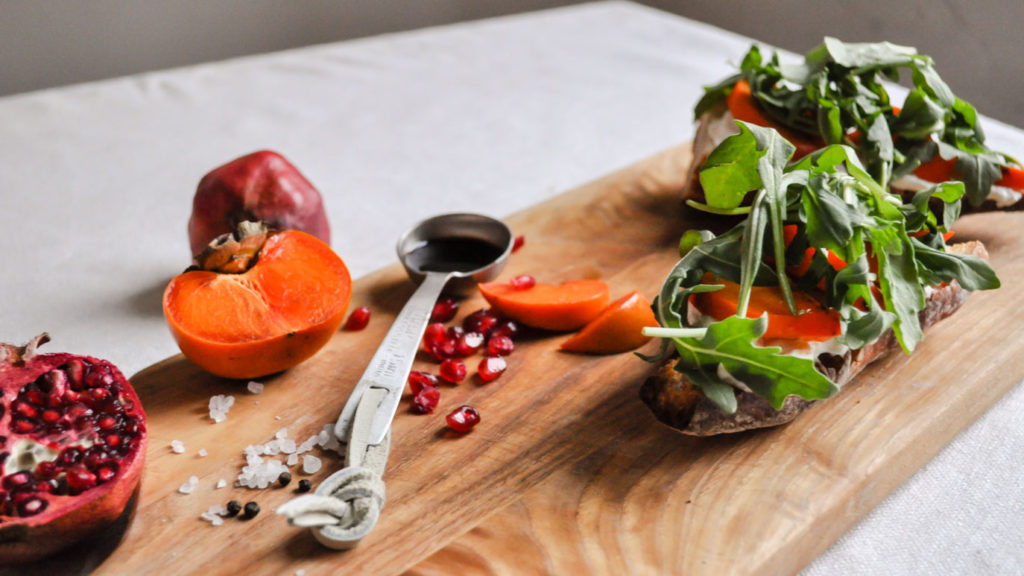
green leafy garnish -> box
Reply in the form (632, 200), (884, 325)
(695, 38), (1018, 205)
(644, 121), (999, 414)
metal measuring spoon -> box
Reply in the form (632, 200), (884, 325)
(334, 213), (513, 445)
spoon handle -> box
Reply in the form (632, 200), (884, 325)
(335, 271), (452, 445)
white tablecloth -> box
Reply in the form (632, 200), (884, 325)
(1, 2), (1020, 573)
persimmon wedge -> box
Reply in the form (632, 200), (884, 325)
(560, 290), (658, 354)
(691, 277), (840, 342)
(163, 222), (351, 379)
(478, 279), (610, 332)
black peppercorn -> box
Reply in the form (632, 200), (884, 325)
(242, 501), (260, 519)
(225, 500), (242, 517)
(278, 471), (292, 487)
(296, 479), (312, 493)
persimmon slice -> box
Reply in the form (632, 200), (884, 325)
(560, 290), (658, 354)
(478, 279), (610, 332)
(690, 277), (840, 342)
(163, 229), (351, 379)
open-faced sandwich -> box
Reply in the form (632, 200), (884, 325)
(685, 37), (1024, 212)
(640, 121), (999, 435)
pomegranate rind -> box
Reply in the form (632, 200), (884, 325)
(163, 230), (352, 379)
(187, 150), (331, 258)
(0, 350), (147, 564)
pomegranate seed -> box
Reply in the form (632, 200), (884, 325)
(487, 335), (514, 356)
(34, 480), (54, 494)
(411, 386), (440, 414)
(96, 465), (118, 484)
(36, 461), (59, 480)
(489, 319), (520, 340)
(455, 332), (485, 357)
(478, 356), (507, 382)
(23, 390), (45, 405)
(463, 309), (501, 334)
(343, 306), (371, 331)
(446, 326), (465, 340)
(509, 275), (536, 290)
(422, 323), (447, 352)
(512, 235), (526, 253)
(407, 371), (439, 394)
(90, 388), (110, 403)
(41, 409), (61, 424)
(13, 401), (38, 419)
(15, 496), (47, 517)
(104, 434), (123, 448)
(62, 359), (85, 388)
(430, 296), (459, 323)
(84, 447), (110, 469)
(97, 415), (118, 431)
(439, 359), (467, 384)
(2, 472), (34, 492)
(445, 405), (481, 433)
(430, 337), (457, 361)
(12, 419), (38, 433)
(58, 447), (84, 467)
(65, 466), (97, 494)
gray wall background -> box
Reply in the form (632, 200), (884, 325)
(3, 0), (1022, 126)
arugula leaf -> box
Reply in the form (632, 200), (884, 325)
(912, 239), (1001, 291)
(697, 37), (1019, 205)
(698, 123), (766, 209)
(866, 226), (925, 352)
(669, 315), (837, 413)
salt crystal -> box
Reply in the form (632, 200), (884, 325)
(302, 455), (322, 474)
(216, 479), (227, 489)
(170, 440), (185, 454)
(276, 427), (289, 439)
(280, 439), (297, 454)
(275, 415), (282, 420)
(208, 394), (235, 423)
(200, 511), (224, 526)
(178, 475), (199, 494)
(247, 381), (264, 394)
(287, 453), (299, 467)
(296, 570), (306, 576)
(198, 449), (208, 457)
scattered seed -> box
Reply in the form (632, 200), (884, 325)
(242, 501), (260, 519)
(296, 479), (312, 493)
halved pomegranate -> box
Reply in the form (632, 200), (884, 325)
(0, 334), (147, 563)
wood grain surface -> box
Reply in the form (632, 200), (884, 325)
(12, 143), (1022, 575)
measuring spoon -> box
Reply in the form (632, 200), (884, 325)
(334, 213), (513, 445)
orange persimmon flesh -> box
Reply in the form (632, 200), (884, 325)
(163, 230), (351, 379)
(691, 276), (840, 342)
(727, 79), (823, 159)
(913, 154), (1024, 192)
(478, 279), (610, 332)
(560, 290), (658, 354)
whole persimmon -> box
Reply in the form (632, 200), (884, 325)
(163, 221), (351, 379)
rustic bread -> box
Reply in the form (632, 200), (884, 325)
(640, 241), (988, 436)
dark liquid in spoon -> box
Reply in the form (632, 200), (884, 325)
(405, 237), (505, 273)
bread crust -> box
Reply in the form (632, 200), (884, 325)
(640, 241), (988, 436)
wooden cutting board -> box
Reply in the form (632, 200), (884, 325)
(25, 143), (1022, 575)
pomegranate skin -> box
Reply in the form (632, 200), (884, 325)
(0, 336), (147, 564)
(188, 150), (331, 258)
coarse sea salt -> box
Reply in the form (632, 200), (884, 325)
(208, 394), (235, 423)
(216, 479), (227, 489)
(198, 448), (208, 457)
(170, 440), (185, 454)
(302, 455), (322, 474)
(178, 475), (199, 495)
(247, 381), (264, 394)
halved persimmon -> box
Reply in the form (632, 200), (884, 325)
(478, 279), (610, 332)
(163, 222), (351, 379)
(560, 290), (658, 354)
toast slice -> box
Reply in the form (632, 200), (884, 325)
(640, 241), (988, 436)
